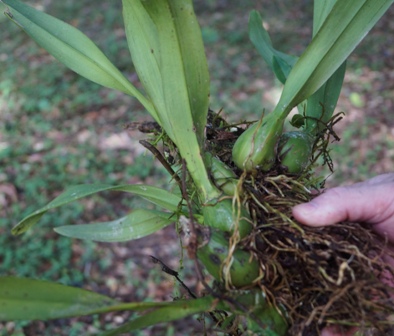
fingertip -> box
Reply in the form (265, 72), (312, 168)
(293, 196), (342, 227)
(293, 188), (352, 227)
(321, 326), (358, 336)
(292, 202), (320, 226)
(320, 329), (334, 336)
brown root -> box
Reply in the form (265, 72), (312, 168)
(141, 109), (394, 335)
(205, 111), (394, 335)
(242, 173), (394, 335)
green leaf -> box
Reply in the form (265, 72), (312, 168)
(122, 0), (209, 144)
(2, 0), (157, 119)
(272, 55), (294, 84)
(0, 277), (119, 320)
(0, 276), (287, 335)
(0, 277), (212, 322)
(313, 0), (337, 35)
(122, 0), (217, 201)
(54, 209), (174, 242)
(100, 291), (286, 336)
(303, 0), (345, 134)
(275, 0), (393, 116)
(304, 61), (346, 133)
(289, 114), (305, 128)
(233, 0), (392, 171)
(12, 184), (182, 235)
(101, 296), (218, 336)
(231, 291), (287, 336)
(165, 1), (210, 147)
(248, 10), (298, 84)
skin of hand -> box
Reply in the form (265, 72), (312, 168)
(292, 173), (394, 243)
(292, 173), (394, 336)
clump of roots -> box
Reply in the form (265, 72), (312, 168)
(136, 110), (394, 335)
(243, 174), (394, 335)
(206, 112), (394, 335)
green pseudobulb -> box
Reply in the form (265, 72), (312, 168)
(278, 131), (314, 174)
(207, 154), (239, 196)
(197, 229), (259, 288)
(201, 198), (252, 238)
(232, 113), (284, 172)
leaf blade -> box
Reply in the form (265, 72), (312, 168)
(167, 1), (210, 145)
(101, 296), (217, 336)
(54, 209), (174, 242)
(3, 0), (157, 119)
(12, 184), (182, 235)
(122, 0), (217, 200)
(0, 277), (119, 320)
(303, 0), (345, 133)
(248, 10), (298, 84)
(277, 0), (393, 113)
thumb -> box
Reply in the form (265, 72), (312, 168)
(292, 185), (394, 227)
(292, 187), (352, 226)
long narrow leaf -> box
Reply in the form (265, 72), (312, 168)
(122, 0), (209, 142)
(304, 62), (345, 133)
(166, 1), (210, 146)
(123, 0), (217, 200)
(304, 0), (345, 133)
(101, 296), (217, 336)
(55, 209), (174, 242)
(276, 0), (393, 115)
(0, 277), (119, 320)
(104, 292), (286, 336)
(12, 184), (182, 235)
(122, 0), (163, 125)
(0, 277), (209, 321)
(3, 0), (157, 120)
(313, 0), (337, 35)
(248, 10), (298, 84)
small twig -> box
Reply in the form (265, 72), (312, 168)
(150, 254), (220, 324)
(139, 140), (183, 191)
(150, 255), (196, 298)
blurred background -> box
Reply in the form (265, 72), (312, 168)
(0, 0), (393, 335)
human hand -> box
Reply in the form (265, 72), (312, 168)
(292, 173), (394, 336)
(292, 173), (394, 243)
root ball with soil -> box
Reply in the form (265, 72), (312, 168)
(140, 110), (394, 335)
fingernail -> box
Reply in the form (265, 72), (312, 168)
(295, 202), (318, 213)
(292, 202), (320, 224)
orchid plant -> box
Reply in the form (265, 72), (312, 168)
(1, 0), (393, 334)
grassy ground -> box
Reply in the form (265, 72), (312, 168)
(0, 0), (393, 335)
